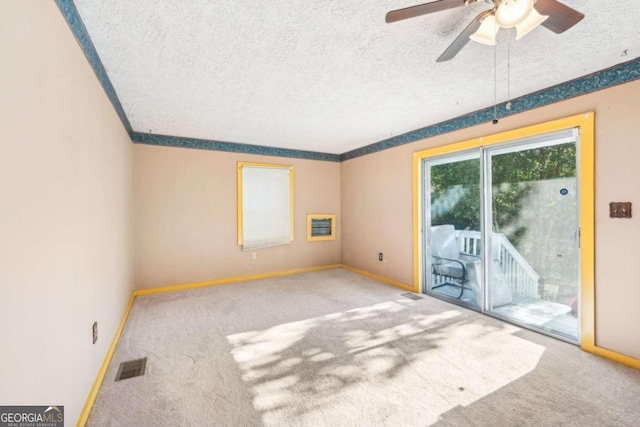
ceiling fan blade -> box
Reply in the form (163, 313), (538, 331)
(436, 10), (491, 62)
(386, 0), (466, 24)
(535, 0), (584, 33)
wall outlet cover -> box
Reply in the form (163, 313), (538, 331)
(610, 202), (632, 218)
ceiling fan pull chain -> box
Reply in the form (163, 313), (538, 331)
(493, 41), (498, 124)
(506, 28), (512, 110)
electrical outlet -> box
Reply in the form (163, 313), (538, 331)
(378, 252), (384, 261)
(251, 252), (257, 260)
(92, 321), (98, 344)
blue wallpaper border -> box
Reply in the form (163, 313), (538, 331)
(131, 132), (341, 162)
(57, 0), (639, 162)
(55, 0), (132, 134)
(340, 57), (640, 161)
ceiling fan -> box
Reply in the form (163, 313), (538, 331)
(386, 0), (585, 62)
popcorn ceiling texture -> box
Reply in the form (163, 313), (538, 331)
(341, 58), (640, 160)
(71, 0), (639, 155)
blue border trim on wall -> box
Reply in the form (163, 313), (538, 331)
(341, 57), (640, 161)
(55, 0), (132, 134)
(55, 1), (639, 162)
(131, 132), (341, 162)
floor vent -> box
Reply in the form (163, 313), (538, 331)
(115, 358), (146, 381)
(401, 292), (423, 301)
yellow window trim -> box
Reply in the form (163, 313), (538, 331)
(306, 213), (337, 241)
(413, 112), (602, 356)
(237, 161), (294, 246)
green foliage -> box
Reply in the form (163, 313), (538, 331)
(430, 144), (576, 246)
(492, 144), (576, 184)
(430, 158), (480, 230)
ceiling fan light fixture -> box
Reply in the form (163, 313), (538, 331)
(470, 14), (499, 45)
(515, 7), (548, 40)
(495, 0), (533, 28)
(385, 0), (585, 62)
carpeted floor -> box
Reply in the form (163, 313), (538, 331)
(88, 268), (640, 426)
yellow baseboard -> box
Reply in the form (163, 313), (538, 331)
(340, 264), (417, 292)
(76, 263), (341, 425)
(582, 342), (640, 370)
(77, 294), (135, 427)
(132, 264), (413, 299)
(78, 263), (638, 425)
(133, 264), (342, 296)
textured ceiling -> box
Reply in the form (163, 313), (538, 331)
(73, 0), (640, 154)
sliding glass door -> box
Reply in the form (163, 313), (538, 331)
(423, 129), (580, 342)
(486, 137), (579, 340)
(424, 152), (482, 310)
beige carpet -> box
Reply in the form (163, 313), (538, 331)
(88, 268), (640, 426)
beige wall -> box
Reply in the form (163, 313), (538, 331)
(2, 4), (638, 422)
(133, 145), (341, 289)
(341, 79), (640, 360)
(0, 1), (133, 423)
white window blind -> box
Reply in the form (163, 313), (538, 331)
(239, 163), (293, 250)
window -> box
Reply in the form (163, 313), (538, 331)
(306, 214), (336, 241)
(237, 162), (294, 250)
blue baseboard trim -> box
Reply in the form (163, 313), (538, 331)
(55, 0), (132, 134)
(131, 132), (341, 162)
(340, 57), (640, 161)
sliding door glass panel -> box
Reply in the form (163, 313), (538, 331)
(425, 153), (482, 309)
(486, 138), (579, 341)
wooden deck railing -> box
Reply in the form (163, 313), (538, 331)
(437, 230), (540, 298)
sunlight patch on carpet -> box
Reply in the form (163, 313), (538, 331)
(227, 299), (545, 426)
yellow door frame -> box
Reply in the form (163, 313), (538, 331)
(411, 112), (638, 367)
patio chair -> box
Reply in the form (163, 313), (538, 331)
(430, 225), (481, 299)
